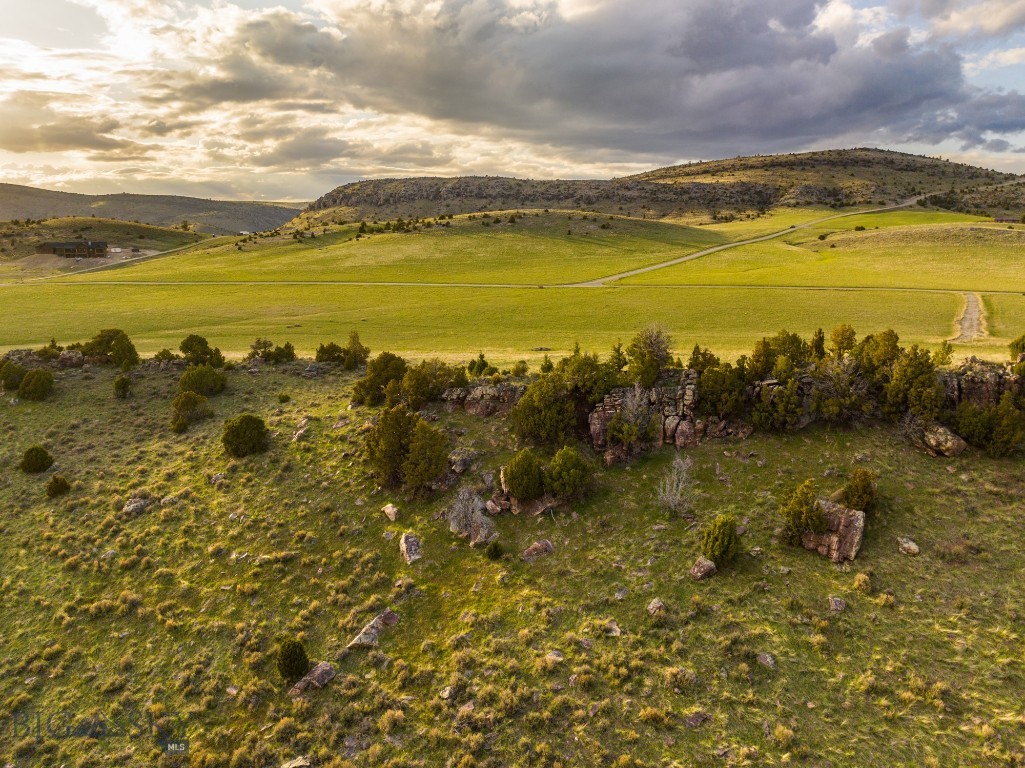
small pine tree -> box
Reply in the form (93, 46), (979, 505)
(512, 375), (575, 446)
(701, 513), (740, 566)
(277, 638), (310, 683)
(0, 360), (27, 391)
(779, 479), (826, 545)
(113, 375), (131, 399)
(222, 414), (269, 457)
(365, 406), (419, 487)
(402, 420), (449, 495)
(840, 468), (877, 512)
(504, 448), (545, 501)
(170, 391), (213, 433)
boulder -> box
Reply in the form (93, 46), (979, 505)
(800, 500), (864, 563)
(448, 488), (498, 546)
(689, 556), (717, 581)
(382, 503), (399, 522)
(287, 662), (336, 699)
(756, 652), (777, 670)
(921, 424), (967, 458)
(449, 449), (477, 475)
(828, 596), (846, 612)
(897, 536), (920, 556)
(512, 493), (558, 517)
(647, 598), (667, 616)
(399, 533), (422, 564)
(346, 609), (399, 649)
(522, 539), (555, 561)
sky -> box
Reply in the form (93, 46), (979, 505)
(2, 0), (1025, 201)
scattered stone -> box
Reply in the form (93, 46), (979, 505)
(689, 556), (717, 581)
(399, 533), (423, 564)
(828, 596), (846, 612)
(522, 539), (554, 561)
(288, 661), (336, 698)
(346, 609), (399, 649)
(210, 472), (227, 486)
(122, 497), (150, 516)
(801, 500), (864, 563)
(512, 493), (558, 517)
(756, 652), (777, 670)
(281, 759), (312, 768)
(439, 686), (454, 700)
(685, 711), (711, 728)
(382, 503), (399, 522)
(604, 619), (622, 637)
(485, 499), (502, 515)
(545, 650), (565, 664)
(383, 531), (396, 541)
(226, 685), (239, 696)
(897, 537), (920, 556)
(647, 598), (667, 616)
(614, 587), (628, 601)
(748, 547), (763, 558)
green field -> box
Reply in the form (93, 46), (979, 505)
(0, 283), (967, 362)
(2, 366), (1024, 766)
(62, 214), (727, 286)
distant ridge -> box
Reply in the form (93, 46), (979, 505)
(0, 184), (303, 235)
(306, 148), (1018, 222)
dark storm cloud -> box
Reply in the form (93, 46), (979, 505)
(150, 0), (1025, 161)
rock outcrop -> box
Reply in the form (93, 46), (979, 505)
(447, 487), (498, 546)
(347, 609), (399, 649)
(442, 382), (527, 417)
(800, 500), (864, 563)
(939, 357), (1024, 409)
(920, 424), (968, 458)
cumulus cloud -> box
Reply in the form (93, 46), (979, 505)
(0, 91), (148, 154)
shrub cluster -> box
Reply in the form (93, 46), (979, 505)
(315, 331), (370, 370)
(352, 352), (408, 406)
(20, 446), (54, 474)
(840, 468), (878, 512)
(0, 360), (26, 392)
(171, 391), (213, 433)
(79, 329), (140, 369)
(17, 369), (54, 401)
(179, 334), (225, 367)
(503, 445), (592, 501)
(364, 406), (448, 493)
(178, 364), (227, 396)
(247, 338), (296, 364)
(46, 474), (71, 498)
(954, 391), (1025, 458)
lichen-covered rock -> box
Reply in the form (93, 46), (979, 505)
(800, 500), (864, 563)
(921, 424), (967, 458)
(897, 536), (920, 556)
(689, 556), (717, 581)
(287, 661), (336, 698)
(382, 503), (399, 522)
(399, 532), (422, 564)
(448, 487), (498, 546)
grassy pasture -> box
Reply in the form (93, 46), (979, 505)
(1, 366), (1023, 766)
(620, 221), (1025, 293)
(0, 283), (964, 362)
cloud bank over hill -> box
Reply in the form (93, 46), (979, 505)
(1, 0), (1024, 198)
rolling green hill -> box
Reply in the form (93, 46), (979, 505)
(0, 184), (303, 235)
